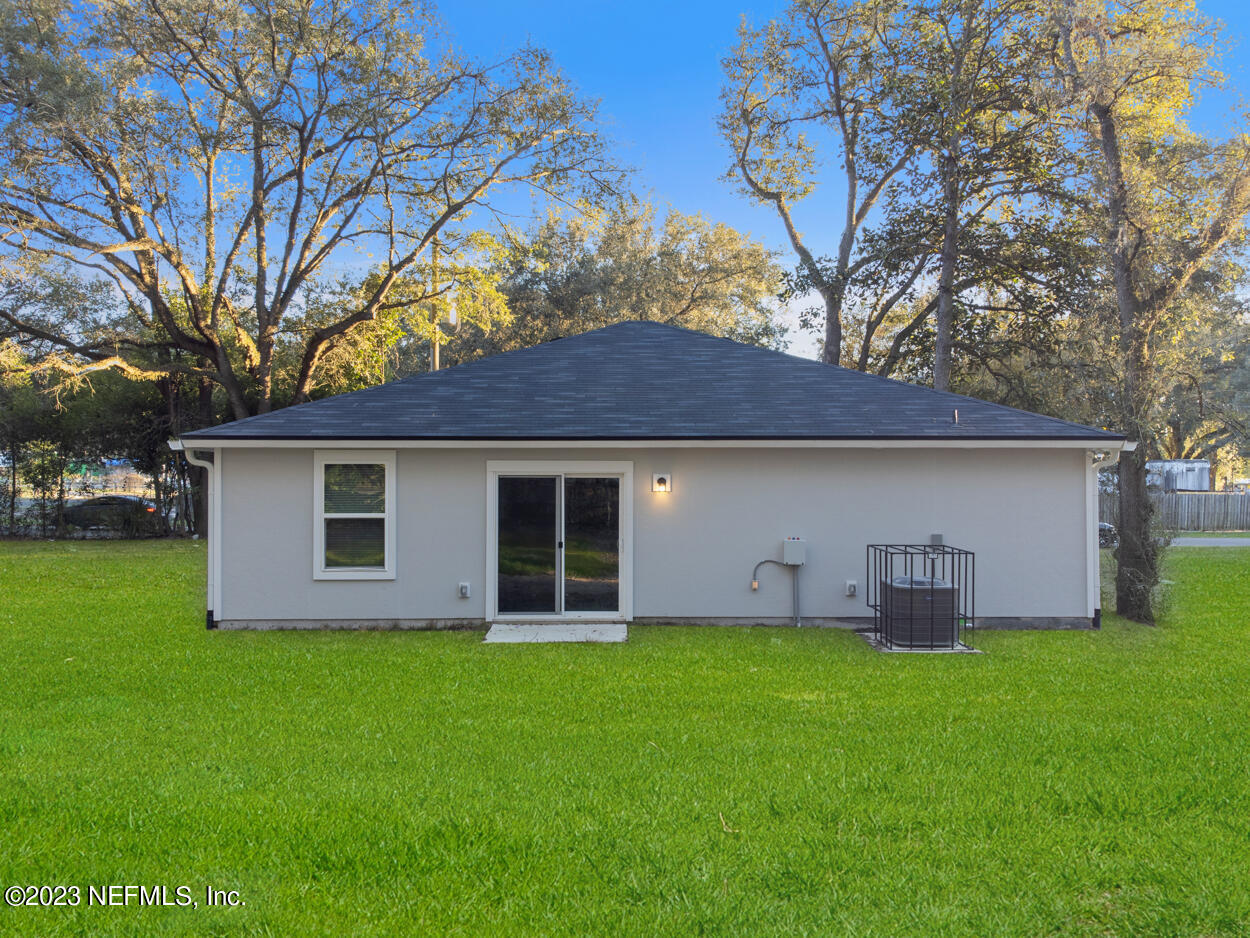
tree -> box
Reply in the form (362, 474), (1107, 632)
(0, 258), (118, 372)
(720, 0), (1075, 388)
(721, 0), (915, 365)
(0, 338), (32, 533)
(291, 235), (511, 392)
(440, 199), (786, 365)
(0, 0), (615, 418)
(1155, 286), (1250, 485)
(1051, 0), (1250, 621)
(0, 255), (221, 532)
(891, 0), (1070, 389)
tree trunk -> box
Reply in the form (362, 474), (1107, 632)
(821, 284), (842, 366)
(213, 345), (250, 421)
(933, 151), (960, 391)
(1092, 99), (1158, 623)
(821, 176), (862, 367)
(187, 462), (207, 538)
(251, 114), (273, 415)
(1090, 99), (1155, 625)
(178, 457), (193, 536)
(7, 443), (15, 534)
(1116, 446), (1156, 623)
(1113, 323), (1157, 622)
(55, 449), (66, 537)
(933, 2), (973, 391)
(192, 375), (215, 537)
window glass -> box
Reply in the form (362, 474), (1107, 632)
(321, 461), (387, 571)
(324, 517), (386, 568)
(324, 463), (386, 514)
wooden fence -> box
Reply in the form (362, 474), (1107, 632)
(1099, 492), (1250, 531)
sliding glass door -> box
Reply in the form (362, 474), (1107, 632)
(497, 476), (559, 614)
(563, 477), (619, 613)
(496, 474), (621, 617)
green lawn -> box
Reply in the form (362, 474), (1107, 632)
(1172, 530), (1250, 538)
(2, 542), (1249, 937)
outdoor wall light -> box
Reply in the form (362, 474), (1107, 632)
(652, 473), (673, 494)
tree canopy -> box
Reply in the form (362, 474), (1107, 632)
(437, 199), (785, 366)
(722, 1), (1082, 383)
(0, 0), (617, 417)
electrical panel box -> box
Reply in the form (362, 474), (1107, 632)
(782, 537), (806, 566)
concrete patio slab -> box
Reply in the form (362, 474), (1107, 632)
(484, 623), (628, 644)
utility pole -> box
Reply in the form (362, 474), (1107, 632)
(430, 237), (441, 372)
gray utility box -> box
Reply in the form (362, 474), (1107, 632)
(782, 538), (806, 565)
(880, 575), (958, 647)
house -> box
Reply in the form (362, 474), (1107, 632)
(171, 321), (1129, 631)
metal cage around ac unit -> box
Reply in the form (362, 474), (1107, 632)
(866, 545), (974, 649)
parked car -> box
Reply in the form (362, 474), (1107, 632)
(1098, 522), (1118, 548)
(62, 496), (161, 535)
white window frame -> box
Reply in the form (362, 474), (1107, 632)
(313, 449), (397, 580)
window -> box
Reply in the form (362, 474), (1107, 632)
(313, 451), (396, 580)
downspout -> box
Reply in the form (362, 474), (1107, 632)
(169, 439), (217, 629)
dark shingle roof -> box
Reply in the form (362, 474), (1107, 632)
(180, 321), (1122, 442)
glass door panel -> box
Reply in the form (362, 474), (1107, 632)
(497, 476), (559, 614)
(563, 477), (620, 613)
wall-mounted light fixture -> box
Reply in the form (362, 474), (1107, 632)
(651, 473), (673, 494)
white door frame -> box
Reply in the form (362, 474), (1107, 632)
(485, 460), (633, 622)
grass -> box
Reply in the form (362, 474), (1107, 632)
(1171, 530), (1250, 538)
(2, 541), (1250, 937)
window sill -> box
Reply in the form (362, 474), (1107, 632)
(313, 568), (395, 581)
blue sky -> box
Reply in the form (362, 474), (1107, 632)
(440, 0), (1250, 352)
(439, 0), (791, 255)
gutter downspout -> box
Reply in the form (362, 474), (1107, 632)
(169, 439), (217, 630)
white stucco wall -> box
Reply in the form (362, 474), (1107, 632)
(215, 445), (1093, 624)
